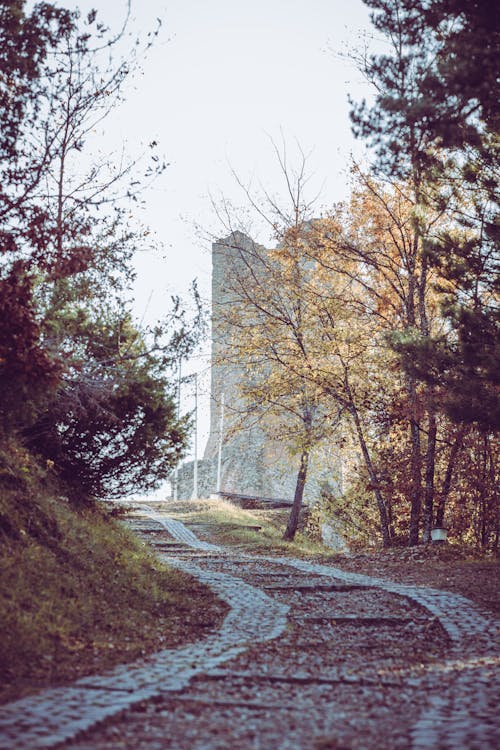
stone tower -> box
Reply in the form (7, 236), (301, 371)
(203, 232), (270, 496)
(177, 231), (341, 502)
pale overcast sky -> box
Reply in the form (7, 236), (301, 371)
(57, 0), (376, 470)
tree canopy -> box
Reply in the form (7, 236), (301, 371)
(351, 0), (499, 431)
(0, 1), (202, 502)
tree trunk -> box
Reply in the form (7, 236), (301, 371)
(407, 374), (422, 546)
(405, 241), (422, 546)
(422, 395), (437, 543)
(479, 434), (489, 549)
(283, 448), (310, 541)
(349, 401), (392, 548)
(435, 426), (466, 527)
(418, 250), (436, 544)
(486, 436), (499, 553)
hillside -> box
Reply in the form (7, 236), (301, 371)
(0, 441), (227, 705)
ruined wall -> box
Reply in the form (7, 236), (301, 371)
(203, 232), (269, 496)
(177, 458), (215, 500)
(197, 231), (341, 503)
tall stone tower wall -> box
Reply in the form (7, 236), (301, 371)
(176, 231), (341, 502)
(203, 232), (270, 496)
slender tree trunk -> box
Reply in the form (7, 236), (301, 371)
(481, 493), (487, 549)
(418, 251), (437, 544)
(479, 434), (489, 549)
(386, 495), (396, 543)
(407, 373), (422, 545)
(406, 246), (422, 546)
(283, 448), (310, 541)
(56, 88), (72, 257)
(422, 395), (437, 543)
(348, 401), (392, 548)
(435, 426), (466, 527)
(486, 436), (499, 553)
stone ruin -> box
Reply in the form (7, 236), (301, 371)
(177, 231), (342, 504)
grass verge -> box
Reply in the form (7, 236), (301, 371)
(153, 498), (335, 557)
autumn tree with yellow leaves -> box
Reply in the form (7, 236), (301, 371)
(213, 140), (498, 549)
(213, 153), (395, 544)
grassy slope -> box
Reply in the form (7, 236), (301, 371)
(162, 500), (334, 557)
(0, 445), (227, 705)
(159, 498), (334, 556)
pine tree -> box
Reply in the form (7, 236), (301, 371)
(350, 0), (499, 543)
(352, 0), (499, 431)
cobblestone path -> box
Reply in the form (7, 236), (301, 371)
(1, 506), (498, 749)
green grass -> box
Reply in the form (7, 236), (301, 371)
(0, 444), (227, 704)
(157, 498), (337, 557)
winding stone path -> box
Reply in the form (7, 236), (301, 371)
(148, 508), (500, 749)
(0, 506), (498, 749)
(0, 511), (287, 749)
